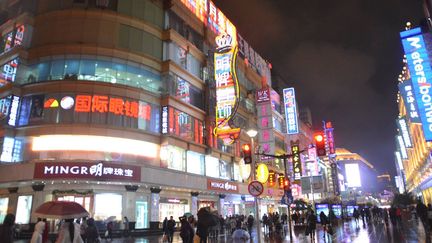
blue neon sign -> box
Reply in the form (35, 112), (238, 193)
(400, 27), (432, 141)
(283, 88), (299, 134)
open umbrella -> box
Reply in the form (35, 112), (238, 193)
(33, 201), (89, 219)
(105, 216), (117, 222)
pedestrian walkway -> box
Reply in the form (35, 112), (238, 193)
(14, 218), (430, 243)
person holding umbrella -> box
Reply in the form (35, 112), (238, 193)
(55, 218), (83, 243)
(31, 218), (46, 243)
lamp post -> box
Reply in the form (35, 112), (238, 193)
(247, 129), (261, 243)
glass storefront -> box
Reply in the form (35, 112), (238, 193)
(205, 156), (219, 178)
(186, 151), (205, 175)
(18, 57), (162, 94)
(0, 197), (8, 223)
(94, 193), (122, 220)
(135, 200), (148, 229)
(16, 195), (32, 224)
(159, 198), (189, 222)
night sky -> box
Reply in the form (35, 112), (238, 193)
(214, 0), (423, 175)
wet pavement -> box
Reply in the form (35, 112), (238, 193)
(14, 218), (431, 242)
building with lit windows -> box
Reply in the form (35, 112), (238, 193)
(335, 148), (378, 194)
(396, 23), (432, 204)
(0, 0), (290, 230)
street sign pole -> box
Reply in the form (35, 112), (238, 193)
(283, 157), (293, 241)
(250, 137), (262, 243)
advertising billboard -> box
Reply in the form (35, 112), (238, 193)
(400, 27), (432, 141)
(331, 204), (342, 219)
(315, 204), (329, 223)
(396, 135), (408, 159)
(398, 79), (421, 123)
(345, 163), (361, 187)
(397, 117), (413, 148)
(292, 144), (302, 181)
(283, 88), (299, 134)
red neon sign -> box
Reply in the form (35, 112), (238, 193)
(75, 95), (150, 120)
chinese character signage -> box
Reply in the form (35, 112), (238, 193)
(396, 135), (408, 159)
(292, 144), (302, 181)
(214, 34), (240, 145)
(0, 58), (19, 86)
(398, 79), (421, 123)
(34, 162), (141, 182)
(256, 87), (270, 103)
(325, 122), (335, 155)
(161, 106), (168, 134)
(283, 88), (299, 134)
(397, 117), (413, 148)
(7, 95), (19, 126)
(400, 27), (432, 141)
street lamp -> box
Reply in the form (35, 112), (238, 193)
(246, 129), (262, 242)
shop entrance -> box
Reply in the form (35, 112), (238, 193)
(135, 201), (148, 229)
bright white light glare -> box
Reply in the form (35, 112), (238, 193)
(32, 135), (158, 158)
(345, 163), (361, 187)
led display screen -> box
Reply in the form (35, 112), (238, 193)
(345, 163), (361, 187)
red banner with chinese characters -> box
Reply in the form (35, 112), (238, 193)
(34, 162), (141, 182)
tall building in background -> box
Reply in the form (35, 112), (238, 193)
(0, 0), (292, 228)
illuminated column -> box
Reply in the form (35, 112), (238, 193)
(218, 194), (226, 217)
(124, 185), (138, 222)
(191, 192), (199, 217)
(149, 187), (161, 229)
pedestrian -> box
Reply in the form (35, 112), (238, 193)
(232, 221), (250, 243)
(42, 219), (49, 243)
(306, 210), (317, 242)
(262, 214), (268, 235)
(31, 218), (45, 243)
(353, 208), (360, 225)
(292, 212), (298, 225)
(0, 213), (15, 243)
(166, 216), (176, 243)
(123, 216), (130, 237)
(179, 216), (193, 243)
(106, 221), (113, 240)
(246, 214), (254, 234)
(319, 211), (328, 239)
(55, 218), (84, 243)
(84, 218), (100, 243)
(383, 209), (389, 226)
(79, 217), (87, 242)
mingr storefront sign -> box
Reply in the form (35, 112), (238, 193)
(34, 162), (141, 182)
(207, 178), (239, 193)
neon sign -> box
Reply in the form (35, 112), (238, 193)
(161, 106), (168, 134)
(0, 58), (19, 85)
(397, 117), (412, 148)
(400, 27), (432, 141)
(396, 135), (408, 159)
(292, 144), (302, 181)
(74, 95), (151, 120)
(214, 34), (240, 145)
(8, 95), (19, 126)
(398, 79), (421, 123)
(283, 88), (299, 134)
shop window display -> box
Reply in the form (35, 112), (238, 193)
(57, 195), (92, 213)
(219, 160), (232, 180)
(160, 145), (186, 172)
(159, 198), (189, 222)
(0, 197), (8, 223)
(135, 200), (148, 229)
(16, 195), (32, 224)
(94, 193), (122, 220)
(186, 151), (205, 175)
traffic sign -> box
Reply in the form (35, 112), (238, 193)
(248, 180), (264, 197)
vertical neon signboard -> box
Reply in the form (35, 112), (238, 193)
(397, 117), (413, 148)
(283, 88), (299, 134)
(214, 34), (240, 145)
(400, 27), (432, 141)
(292, 144), (301, 181)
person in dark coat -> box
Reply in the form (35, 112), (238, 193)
(180, 216), (194, 243)
(196, 207), (218, 243)
(166, 216), (176, 243)
(246, 215), (254, 234)
(85, 218), (100, 243)
(0, 213), (15, 243)
(306, 210), (317, 242)
(417, 201), (429, 231)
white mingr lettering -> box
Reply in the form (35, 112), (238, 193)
(60, 166), (68, 174)
(44, 166), (54, 174)
(70, 166), (79, 174)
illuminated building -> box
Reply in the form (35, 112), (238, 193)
(0, 0), (286, 229)
(396, 23), (432, 203)
(335, 148), (378, 194)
